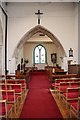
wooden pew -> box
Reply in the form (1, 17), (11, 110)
(0, 74), (30, 83)
(52, 74), (80, 79)
(0, 99), (12, 118)
(7, 79), (27, 98)
(51, 77), (80, 91)
(70, 97), (80, 118)
(0, 83), (24, 104)
(0, 89), (19, 114)
(56, 81), (80, 99)
(62, 87), (80, 108)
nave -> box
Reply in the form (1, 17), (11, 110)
(20, 71), (62, 118)
(0, 1), (80, 119)
(0, 69), (80, 119)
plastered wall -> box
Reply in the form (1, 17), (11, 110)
(6, 2), (79, 73)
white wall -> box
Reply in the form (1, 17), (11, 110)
(72, 3), (78, 64)
(7, 2), (78, 72)
(0, 3), (6, 74)
(0, 8), (3, 74)
(78, 2), (80, 64)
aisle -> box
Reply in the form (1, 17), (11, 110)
(20, 71), (63, 118)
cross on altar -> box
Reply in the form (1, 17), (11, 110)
(35, 10), (43, 24)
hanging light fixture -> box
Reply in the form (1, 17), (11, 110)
(69, 48), (73, 57)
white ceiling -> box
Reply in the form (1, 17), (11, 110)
(1, 0), (79, 2)
(27, 32), (52, 43)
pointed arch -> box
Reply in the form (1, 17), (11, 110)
(33, 44), (47, 64)
(13, 25), (66, 58)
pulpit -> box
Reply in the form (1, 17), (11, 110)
(68, 64), (80, 74)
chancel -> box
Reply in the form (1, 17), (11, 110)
(0, 1), (80, 119)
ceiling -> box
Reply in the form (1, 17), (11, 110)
(1, 0), (79, 2)
(27, 32), (52, 43)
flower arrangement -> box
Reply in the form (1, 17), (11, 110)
(24, 59), (29, 64)
(56, 63), (59, 67)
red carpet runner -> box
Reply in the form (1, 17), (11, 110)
(20, 71), (63, 119)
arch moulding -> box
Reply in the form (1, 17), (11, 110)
(13, 25), (66, 58)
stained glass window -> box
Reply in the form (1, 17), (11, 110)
(34, 45), (46, 64)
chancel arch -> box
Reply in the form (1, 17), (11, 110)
(13, 25), (67, 70)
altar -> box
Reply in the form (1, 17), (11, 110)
(35, 63), (47, 70)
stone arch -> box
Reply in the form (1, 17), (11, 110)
(13, 25), (66, 58)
